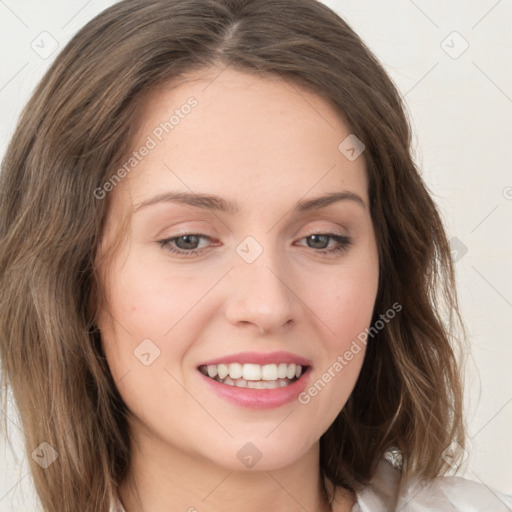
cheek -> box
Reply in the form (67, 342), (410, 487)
(312, 260), (379, 347)
(96, 256), (186, 383)
(97, 251), (226, 400)
(102, 254), (209, 339)
(295, 264), (376, 441)
(97, 258), (194, 422)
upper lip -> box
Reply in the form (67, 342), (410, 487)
(198, 351), (312, 368)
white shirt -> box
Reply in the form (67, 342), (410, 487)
(351, 449), (512, 511)
(110, 450), (512, 511)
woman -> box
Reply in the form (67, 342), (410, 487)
(0, 1), (510, 511)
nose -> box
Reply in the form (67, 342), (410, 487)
(223, 248), (298, 335)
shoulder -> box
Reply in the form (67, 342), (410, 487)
(348, 449), (512, 512)
(395, 472), (512, 511)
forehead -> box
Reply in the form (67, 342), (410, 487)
(121, 67), (368, 213)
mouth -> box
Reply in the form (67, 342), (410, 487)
(198, 363), (308, 389)
(196, 352), (313, 408)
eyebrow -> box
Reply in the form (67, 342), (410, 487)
(133, 190), (366, 214)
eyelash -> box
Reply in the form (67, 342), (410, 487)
(158, 233), (352, 257)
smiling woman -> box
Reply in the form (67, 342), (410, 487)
(0, 1), (510, 512)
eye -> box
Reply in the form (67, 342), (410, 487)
(158, 232), (352, 257)
(296, 233), (352, 255)
(158, 234), (214, 256)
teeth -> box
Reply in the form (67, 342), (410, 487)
(229, 362), (243, 379)
(242, 364), (261, 381)
(247, 380), (281, 389)
(277, 363), (288, 379)
(261, 364), (277, 381)
(209, 374), (294, 389)
(223, 376), (235, 386)
(286, 363), (296, 379)
(217, 363), (229, 380)
(201, 362), (305, 382)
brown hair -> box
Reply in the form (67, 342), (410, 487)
(0, 0), (467, 510)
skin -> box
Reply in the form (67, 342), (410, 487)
(96, 67), (379, 512)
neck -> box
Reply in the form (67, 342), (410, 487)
(117, 430), (354, 512)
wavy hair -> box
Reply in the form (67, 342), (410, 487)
(0, 0), (467, 510)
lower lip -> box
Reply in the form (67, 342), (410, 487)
(199, 367), (312, 409)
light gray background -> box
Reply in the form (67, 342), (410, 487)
(1, 1), (511, 510)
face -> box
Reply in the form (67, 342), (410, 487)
(96, 67), (379, 472)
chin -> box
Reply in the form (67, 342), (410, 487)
(199, 433), (317, 472)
